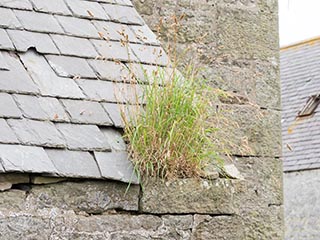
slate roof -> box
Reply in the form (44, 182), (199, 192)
(0, 0), (169, 184)
(280, 38), (320, 172)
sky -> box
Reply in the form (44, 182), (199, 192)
(279, 0), (320, 47)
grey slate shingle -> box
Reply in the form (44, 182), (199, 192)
(61, 99), (113, 125)
(130, 44), (169, 65)
(0, 0), (33, 10)
(0, 144), (57, 174)
(102, 103), (139, 128)
(0, 29), (15, 51)
(51, 34), (98, 58)
(0, 92), (22, 118)
(65, 0), (109, 20)
(0, 8), (22, 29)
(100, 128), (127, 151)
(130, 25), (160, 45)
(46, 55), (96, 78)
(7, 29), (60, 54)
(88, 59), (130, 81)
(76, 79), (115, 102)
(8, 119), (66, 148)
(0, 119), (19, 144)
(102, 4), (144, 25)
(30, 0), (72, 15)
(56, 123), (111, 151)
(46, 149), (101, 178)
(14, 10), (64, 34)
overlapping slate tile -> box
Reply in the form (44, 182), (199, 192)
(91, 39), (138, 61)
(51, 35), (98, 58)
(30, 0), (72, 15)
(0, 0), (32, 10)
(102, 4), (144, 25)
(14, 10), (64, 34)
(0, 119), (19, 144)
(0, 8), (21, 29)
(56, 15), (100, 38)
(46, 149), (101, 178)
(0, 144), (57, 173)
(94, 151), (139, 184)
(130, 43), (169, 65)
(8, 119), (66, 148)
(0, 29), (15, 50)
(0, 92), (22, 118)
(13, 94), (69, 122)
(61, 99), (112, 125)
(20, 50), (85, 99)
(102, 103), (140, 127)
(46, 55), (96, 78)
(65, 0), (109, 20)
(7, 30), (59, 54)
(130, 25), (160, 45)
(114, 0), (133, 7)
(0, 51), (39, 94)
(88, 59), (130, 81)
(56, 123), (111, 151)
(92, 20), (138, 42)
(100, 128), (126, 151)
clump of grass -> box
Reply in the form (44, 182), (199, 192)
(123, 65), (221, 180)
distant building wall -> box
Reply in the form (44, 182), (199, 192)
(284, 169), (320, 240)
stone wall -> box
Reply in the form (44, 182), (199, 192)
(0, 0), (283, 239)
(284, 169), (320, 240)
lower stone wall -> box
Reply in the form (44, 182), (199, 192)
(284, 169), (320, 240)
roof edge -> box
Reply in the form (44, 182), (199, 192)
(280, 36), (320, 52)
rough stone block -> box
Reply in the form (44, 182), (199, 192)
(0, 52), (39, 94)
(8, 119), (66, 148)
(0, 0), (32, 10)
(0, 144), (57, 173)
(100, 128), (126, 151)
(91, 39), (138, 62)
(29, 180), (140, 213)
(56, 15), (100, 38)
(0, 173), (30, 191)
(30, 0), (71, 15)
(87, 58), (130, 81)
(0, 119), (19, 144)
(20, 50), (84, 99)
(130, 43), (169, 65)
(56, 123), (111, 151)
(140, 178), (246, 214)
(45, 149), (101, 178)
(61, 99), (112, 125)
(0, 8), (22, 29)
(102, 3), (144, 25)
(14, 10), (64, 34)
(46, 55), (96, 78)
(0, 29), (14, 50)
(0, 92), (22, 118)
(31, 176), (67, 185)
(7, 29), (59, 54)
(51, 34), (98, 58)
(94, 151), (139, 184)
(65, 0), (109, 20)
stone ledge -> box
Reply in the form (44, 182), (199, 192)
(140, 178), (246, 214)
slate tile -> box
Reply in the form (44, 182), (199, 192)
(0, 52), (9, 71)
(51, 35), (98, 58)
(0, 92), (22, 118)
(0, 144), (57, 174)
(20, 50), (85, 99)
(0, 8), (22, 29)
(94, 151), (139, 184)
(91, 39), (138, 62)
(8, 119), (66, 148)
(56, 123), (111, 151)
(56, 15), (100, 38)
(61, 99), (112, 125)
(130, 25), (160, 45)
(0, 29), (15, 51)
(102, 4), (143, 25)
(114, 0), (133, 6)
(14, 10), (64, 34)
(30, 0), (71, 15)
(0, 0), (33, 10)
(130, 44), (169, 66)
(92, 20), (137, 42)
(100, 128), (126, 151)
(65, 0), (109, 20)
(7, 30), (59, 54)
(46, 55), (96, 78)
(13, 94), (69, 122)
(0, 119), (19, 144)
(0, 51), (39, 94)
(102, 103), (140, 127)
(46, 149), (101, 178)
(88, 59), (130, 81)
(127, 63), (162, 83)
